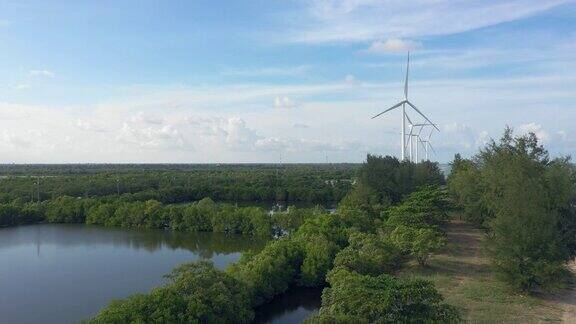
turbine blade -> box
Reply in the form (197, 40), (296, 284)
(405, 100), (440, 131)
(404, 52), (410, 99)
(371, 100), (405, 119)
(417, 125), (424, 136)
(405, 113), (413, 125)
(412, 123), (438, 127)
(420, 140), (427, 150)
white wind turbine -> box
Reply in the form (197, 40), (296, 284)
(371, 52), (439, 161)
(408, 123), (437, 162)
(419, 128), (437, 161)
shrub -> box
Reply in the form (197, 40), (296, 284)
(389, 225), (446, 266)
(88, 261), (253, 324)
(333, 232), (404, 275)
(228, 238), (304, 306)
(313, 267), (459, 323)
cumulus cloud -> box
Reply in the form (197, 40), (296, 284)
(28, 70), (55, 79)
(1, 68), (574, 162)
(130, 112), (164, 125)
(117, 123), (188, 150)
(76, 119), (108, 133)
(221, 117), (262, 149)
(1, 131), (32, 149)
(254, 137), (287, 151)
(367, 38), (422, 54)
(516, 122), (550, 142)
(274, 96), (298, 109)
(442, 123), (487, 150)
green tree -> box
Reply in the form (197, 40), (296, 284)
(228, 238), (304, 306)
(88, 261), (253, 324)
(467, 128), (576, 291)
(333, 232), (404, 275)
(309, 267), (459, 323)
(389, 225), (446, 266)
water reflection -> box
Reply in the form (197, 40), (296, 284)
(0, 224), (265, 324)
(0, 224), (321, 324)
(0, 224), (266, 259)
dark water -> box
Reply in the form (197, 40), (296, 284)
(254, 286), (322, 323)
(0, 224), (319, 324)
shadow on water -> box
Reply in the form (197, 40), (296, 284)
(254, 286), (323, 324)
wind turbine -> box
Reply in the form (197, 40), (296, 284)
(371, 52), (439, 160)
(409, 123), (437, 162)
(419, 128), (437, 161)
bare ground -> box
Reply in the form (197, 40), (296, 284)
(559, 262), (576, 323)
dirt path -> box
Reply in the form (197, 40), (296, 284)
(561, 262), (576, 323)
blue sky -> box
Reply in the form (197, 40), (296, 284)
(0, 0), (575, 163)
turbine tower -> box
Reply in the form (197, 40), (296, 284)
(408, 123), (437, 162)
(419, 128), (436, 161)
(372, 52), (439, 160)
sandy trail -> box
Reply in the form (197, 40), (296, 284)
(562, 262), (576, 323)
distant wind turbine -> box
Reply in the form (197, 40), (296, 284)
(418, 128), (437, 161)
(371, 52), (439, 161)
(408, 123), (437, 162)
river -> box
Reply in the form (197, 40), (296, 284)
(0, 224), (321, 324)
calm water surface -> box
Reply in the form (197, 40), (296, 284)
(0, 224), (319, 324)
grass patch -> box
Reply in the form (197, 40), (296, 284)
(398, 221), (564, 323)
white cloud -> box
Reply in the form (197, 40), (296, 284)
(290, 0), (568, 43)
(442, 123), (475, 149)
(76, 119), (108, 133)
(117, 123), (188, 150)
(0, 67), (574, 162)
(293, 123), (310, 129)
(516, 122), (551, 142)
(367, 38), (422, 54)
(344, 74), (360, 85)
(28, 70), (55, 79)
(274, 96), (298, 109)
(1, 131), (32, 149)
(130, 112), (164, 125)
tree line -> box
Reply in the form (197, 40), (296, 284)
(87, 156), (460, 323)
(0, 165), (355, 204)
(1, 195), (332, 237)
(448, 127), (576, 291)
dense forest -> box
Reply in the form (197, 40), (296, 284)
(85, 156), (458, 323)
(0, 164), (356, 205)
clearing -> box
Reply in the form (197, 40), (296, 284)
(399, 220), (574, 323)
